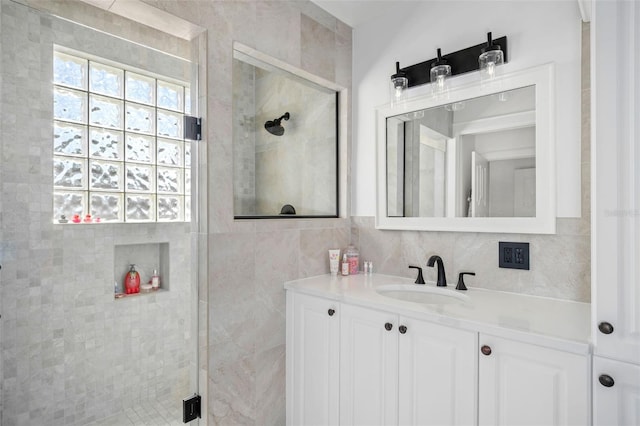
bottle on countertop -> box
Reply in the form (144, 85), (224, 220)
(341, 254), (350, 276)
(345, 245), (359, 275)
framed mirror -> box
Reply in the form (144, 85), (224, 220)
(376, 64), (555, 233)
(232, 44), (340, 219)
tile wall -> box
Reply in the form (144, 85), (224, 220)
(1, 0), (352, 424)
(67, 0), (352, 424)
(0, 2), (197, 424)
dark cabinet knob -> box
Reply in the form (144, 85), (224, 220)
(599, 374), (615, 387)
(399, 325), (407, 334)
(328, 309), (335, 316)
(481, 345), (492, 356)
(385, 322), (393, 331)
(598, 322), (614, 335)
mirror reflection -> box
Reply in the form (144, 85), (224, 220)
(387, 85), (535, 218)
(233, 50), (338, 218)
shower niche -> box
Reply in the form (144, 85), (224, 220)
(232, 43), (339, 218)
(114, 242), (170, 298)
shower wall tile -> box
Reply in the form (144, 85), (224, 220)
(301, 13), (336, 82)
(255, 343), (287, 426)
(256, 1), (302, 68)
(0, 3), (197, 425)
(3, 1), (353, 425)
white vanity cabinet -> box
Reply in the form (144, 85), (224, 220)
(339, 303), (399, 425)
(593, 357), (640, 426)
(396, 316), (476, 426)
(286, 292), (340, 426)
(592, 0), (640, 422)
(339, 303), (476, 426)
(285, 275), (591, 426)
(478, 334), (589, 426)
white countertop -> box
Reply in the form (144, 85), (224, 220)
(284, 273), (592, 355)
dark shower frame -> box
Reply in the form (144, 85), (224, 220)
(235, 91), (340, 220)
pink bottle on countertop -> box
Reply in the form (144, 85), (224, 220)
(345, 245), (359, 275)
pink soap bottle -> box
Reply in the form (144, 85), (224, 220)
(345, 245), (359, 275)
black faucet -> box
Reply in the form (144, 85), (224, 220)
(427, 255), (447, 287)
(408, 266), (425, 284)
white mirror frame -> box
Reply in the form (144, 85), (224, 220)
(376, 63), (556, 234)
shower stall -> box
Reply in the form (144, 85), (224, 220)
(0, 1), (206, 424)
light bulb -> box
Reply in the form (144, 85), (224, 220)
(479, 33), (504, 88)
(485, 61), (495, 77)
(389, 63), (408, 109)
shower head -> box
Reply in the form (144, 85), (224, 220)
(264, 112), (290, 136)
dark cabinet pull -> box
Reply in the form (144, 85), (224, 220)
(599, 374), (615, 387)
(328, 309), (335, 316)
(481, 345), (492, 356)
(399, 325), (407, 334)
(598, 322), (614, 335)
(385, 322), (393, 331)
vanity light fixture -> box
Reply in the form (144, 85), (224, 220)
(479, 32), (505, 87)
(388, 32), (508, 96)
(430, 48), (451, 99)
(390, 61), (408, 108)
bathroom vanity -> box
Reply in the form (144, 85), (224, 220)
(285, 273), (590, 426)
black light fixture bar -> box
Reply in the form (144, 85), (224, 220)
(401, 35), (508, 88)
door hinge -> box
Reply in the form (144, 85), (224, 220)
(183, 394), (201, 423)
(184, 116), (202, 141)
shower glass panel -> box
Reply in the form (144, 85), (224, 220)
(0, 2), (202, 424)
(232, 49), (339, 218)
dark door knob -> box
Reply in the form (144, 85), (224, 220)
(599, 374), (615, 387)
(328, 309), (335, 316)
(399, 325), (407, 334)
(385, 322), (393, 331)
(598, 322), (614, 334)
(481, 345), (492, 356)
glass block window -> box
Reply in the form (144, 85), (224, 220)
(53, 51), (191, 223)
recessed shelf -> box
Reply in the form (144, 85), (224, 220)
(115, 288), (168, 299)
(114, 242), (170, 298)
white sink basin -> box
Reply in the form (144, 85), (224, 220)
(376, 284), (470, 305)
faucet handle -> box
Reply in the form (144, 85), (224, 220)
(456, 272), (475, 291)
(409, 265), (425, 284)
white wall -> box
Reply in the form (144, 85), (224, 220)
(353, 0), (582, 217)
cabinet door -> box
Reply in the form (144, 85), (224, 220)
(478, 335), (589, 426)
(593, 356), (640, 426)
(398, 317), (476, 426)
(592, 0), (640, 363)
(286, 292), (340, 426)
(339, 304), (398, 426)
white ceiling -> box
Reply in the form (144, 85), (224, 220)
(311, 0), (416, 28)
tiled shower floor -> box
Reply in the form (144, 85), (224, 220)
(88, 398), (184, 426)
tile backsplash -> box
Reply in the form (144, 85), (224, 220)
(351, 217), (590, 302)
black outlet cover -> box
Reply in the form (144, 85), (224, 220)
(499, 242), (530, 270)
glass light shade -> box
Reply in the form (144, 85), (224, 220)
(430, 64), (451, 99)
(390, 76), (408, 108)
(444, 101), (465, 112)
(479, 49), (504, 87)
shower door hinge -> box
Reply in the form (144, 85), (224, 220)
(183, 394), (201, 423)
(184, 116), (202, 141)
